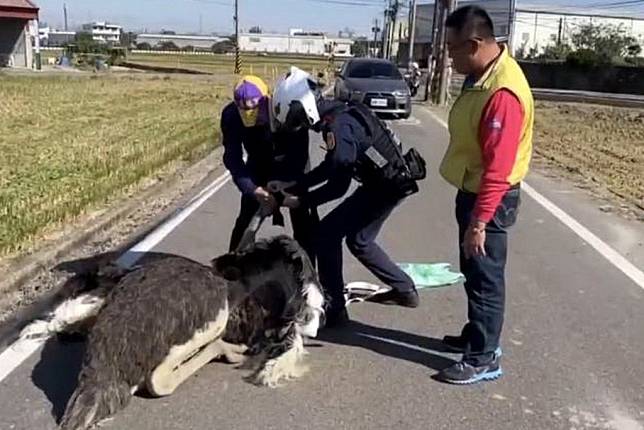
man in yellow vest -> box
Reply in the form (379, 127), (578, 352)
(435, 6), (534, 385)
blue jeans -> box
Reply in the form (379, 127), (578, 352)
(455, 187), (521, 366)
(315, 186), (416, 312)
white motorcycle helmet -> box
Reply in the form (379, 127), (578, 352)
(271, 66), (321, 132)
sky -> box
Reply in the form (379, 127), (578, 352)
(35, 0), (644, 36)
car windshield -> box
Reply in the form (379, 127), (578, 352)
(347, 62), (402, 79)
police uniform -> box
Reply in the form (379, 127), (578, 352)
(297, 101), (423, 322)
(220, 102), (318, 261)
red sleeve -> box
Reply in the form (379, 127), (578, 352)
(473, 89), (524, 223)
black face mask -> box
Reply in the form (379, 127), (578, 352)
(312, 121), (325, 133)
(281, 100), (312, 132)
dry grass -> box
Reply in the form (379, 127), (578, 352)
(0, 73), (229, 256)
(127, 52), (340, 83)
(533, 101), (644, 211)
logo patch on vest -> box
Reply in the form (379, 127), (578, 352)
(325, 132), (336, 151)
(488, 118), (503, 130)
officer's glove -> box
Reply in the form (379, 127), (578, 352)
(253, 186), (278, 214)
(281, 192), (301, 209)
(267, 180), (296, 193)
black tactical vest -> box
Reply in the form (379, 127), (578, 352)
(345, 102), (422, 197)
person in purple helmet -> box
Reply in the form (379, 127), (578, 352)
(220, 75), (318, 263)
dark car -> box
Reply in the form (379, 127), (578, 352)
(334, 58), (411, 119)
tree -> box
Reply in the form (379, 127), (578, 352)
(157, 41), (179, 51)
(136, 42), (152, 50)
(540, 35), (571, 61)
(627, 43), (642, 58)
(212, 39), (235, 54)
(351, 41), (367, 57)
(569, 23), (639, 64)
(121, 32), (137, 49)
(74, 32), (101, 53)
(248, 26), (262, 34)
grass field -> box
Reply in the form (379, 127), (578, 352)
(0, 73), (228, 257)
(533, 101), (644, 211)
(127, 52), (341, 83)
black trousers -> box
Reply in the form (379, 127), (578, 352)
(315, 186), (415, 312)
(229, 193), (319, 265)
(455, 187), (521, 366)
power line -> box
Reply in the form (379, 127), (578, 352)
(302, 0), (385, 6)
(186, 0), (232, 5)
(578, 0), (644, 7)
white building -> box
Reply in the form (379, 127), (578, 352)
(82, 21), (121, 44)
(239, 32), (354, 56)
(38, 27), (75, 47)
(136, 33), (227, 50)
(328, 37), (353, 57)
(413, 1), (644, 57)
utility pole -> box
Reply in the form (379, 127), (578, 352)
(424, 0), (440, 101)
(508, 0), (516, 52)
(372, 18), (381, 57)
(34, 19), (41, 70)
(437, 0), (456, 106)
(389, 0), (399, 62)
(382, 4), (389, 58)
(407, 0), (417, 66)
(557, 17), (563, 44)
(234, 0), (242, 74)
(63, 3), (68, 31)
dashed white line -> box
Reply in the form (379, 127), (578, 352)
(117, 172), (231, 268)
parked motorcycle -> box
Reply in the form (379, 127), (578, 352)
(404, 63), (422, 97)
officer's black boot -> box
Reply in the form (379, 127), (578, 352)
(324, 307), (350, 328)
(367, 288), (419, 308)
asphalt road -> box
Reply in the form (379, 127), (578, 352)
(1, 106), (643, 430)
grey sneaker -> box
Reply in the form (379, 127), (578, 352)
(434, 356), (503, 385)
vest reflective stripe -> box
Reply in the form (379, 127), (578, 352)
(346, 103), (409, 185)
(439, 47), (534, 193)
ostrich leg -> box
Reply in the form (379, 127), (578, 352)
(146, 306), (230, 397)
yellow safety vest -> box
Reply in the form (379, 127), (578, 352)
(439, 46), (534, 193)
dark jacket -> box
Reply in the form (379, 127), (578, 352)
(299, 105), (371, 208)
(220, 102), (310, 195)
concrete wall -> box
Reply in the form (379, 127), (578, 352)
(519, 61), (644, 95)
(0, 18), (31, 68)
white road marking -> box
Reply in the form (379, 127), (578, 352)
(0, 338), (44, 382)
(117, 172), (231, 268)
(0, 171), (232, 383)
(423, 108), (644, 290)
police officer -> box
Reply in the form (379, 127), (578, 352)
(220, 75), (318, 261)
(269, 67), (426, 327)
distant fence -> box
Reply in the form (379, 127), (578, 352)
(129, 49), (343, 61)
(131, 49), (221, 56)
(518, 61), (644, 96)
(120, 61), (212, 75)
